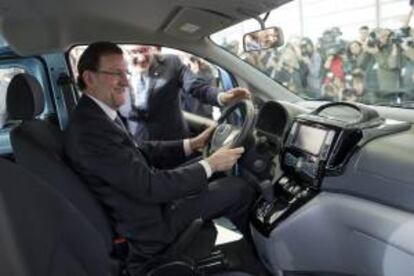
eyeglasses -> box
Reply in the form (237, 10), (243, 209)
(92, 70), (132, 79)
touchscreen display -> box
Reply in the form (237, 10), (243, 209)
(294, 125), (327, 156)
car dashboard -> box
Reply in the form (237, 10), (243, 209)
(243, 101), (411, 237)
(237, 100), (414, 274)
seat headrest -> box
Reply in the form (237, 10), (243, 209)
(6, 73), (45, 120)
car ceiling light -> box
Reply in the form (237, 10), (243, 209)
(179, 23), (200, 34)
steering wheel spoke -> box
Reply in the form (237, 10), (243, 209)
(204, 100), (256, 157)
(223, 127), (241, 146)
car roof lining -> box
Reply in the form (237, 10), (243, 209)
(0, 0), (291, 56)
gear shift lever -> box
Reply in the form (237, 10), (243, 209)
(258, 180), (274, 202)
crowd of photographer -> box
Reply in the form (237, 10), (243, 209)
(225, 25), (414, 104)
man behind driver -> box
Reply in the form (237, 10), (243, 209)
(120, 45), (250, 142)
(64, 41), (256, 260)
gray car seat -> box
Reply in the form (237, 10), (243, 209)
(0, 157), (111, 275)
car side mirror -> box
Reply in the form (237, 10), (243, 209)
(243, 27), (284, 52)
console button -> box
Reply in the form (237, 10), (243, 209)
(269, 210), (285, 224)
(292, 186), (301, 195)
(295, 157), (304, 170)
(298, 189), (310, 198)
(284, 153), (296, 167)
(279, 176), (289, 187)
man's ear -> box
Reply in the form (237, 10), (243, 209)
(82, 70), (95, 89)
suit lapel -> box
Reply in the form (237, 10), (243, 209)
(148, 68), (158, 94)
(147, 55), (165, 103)
(80, 96), (139, 147)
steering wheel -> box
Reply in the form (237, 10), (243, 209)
(204, 100), (256, 157)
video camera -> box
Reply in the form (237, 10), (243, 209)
(319, 28), (346, 57)
(391, 27), (414, 47)
(367, 27), (413, 48)
(300, 38), (313, 57)
(367, 31), (379, 48)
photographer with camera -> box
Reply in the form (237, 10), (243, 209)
(346, 41), (374, 72)
(359, 26), (370, 47)
(316, 27), (349, 100)
(318, 27), (347, 59)
(345, 40), (376, 90)
(365, 28), (403, 94)
(299, 37), (322, 98)
(275, 39), (307, 94)
(399, 27), (414, 91)
(321, 42), (347, 100)
(342, 69), (376, 104)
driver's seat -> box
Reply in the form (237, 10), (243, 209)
(7, 73), (252, 275)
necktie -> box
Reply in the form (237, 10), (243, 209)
(114, 114), (128, 134)
(114, 114), (142, 147)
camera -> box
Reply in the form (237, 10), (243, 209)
(326, 44), (345, 56)
(367, 31), (379, 48)
(319, 28), (346, 57)
(300, 42), (311, 57)
(300, 46), (310, 57)
(391, 27), (412, 46)
(406, 39), (414, 48)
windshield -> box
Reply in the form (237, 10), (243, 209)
(211, 0), (414, 108)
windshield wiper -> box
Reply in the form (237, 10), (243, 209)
(372, 90), (414, 109)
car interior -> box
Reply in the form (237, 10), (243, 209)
(1, 0), (414, 276)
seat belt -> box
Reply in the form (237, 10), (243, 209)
(57, 73), (78, 117)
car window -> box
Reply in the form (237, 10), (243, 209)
(211, 0), (414, 109)
(0, 67), (26, 127)
(69, 44), (224, 119)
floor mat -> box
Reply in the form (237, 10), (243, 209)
(216, 239), (271, 276)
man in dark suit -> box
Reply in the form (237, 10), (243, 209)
(64, 42), (255, 259)
(182, 56), (216, 119)
(119, 45), (250, 141)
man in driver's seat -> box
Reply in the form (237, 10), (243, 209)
(64, 41), (256, 260)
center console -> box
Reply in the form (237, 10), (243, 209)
(251, 102), (410, 236)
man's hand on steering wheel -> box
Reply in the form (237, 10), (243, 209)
(189, 125), (216, 152)
(189, 100), (255, 174)
(206, 146), (245, 173)
(218, 87), (251, 105)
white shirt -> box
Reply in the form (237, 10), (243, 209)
(131, 70), (150, 110)
(84, 93), (212, 178)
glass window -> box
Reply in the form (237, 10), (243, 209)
(69, 45), (223, 120)
(0, 67), (26, 127)
(211, 0), (414, 108)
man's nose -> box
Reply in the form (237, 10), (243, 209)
(119, 74), (130, 86)
(136, 53), (146, 63)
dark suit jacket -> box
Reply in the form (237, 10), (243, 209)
(119, 54), (220, 141)
(64, 95), (209, 257)
(181, 66), (216, 119)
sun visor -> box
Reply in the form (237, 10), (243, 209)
(163, 7), (233, 40)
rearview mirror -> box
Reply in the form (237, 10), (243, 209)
(243, 27), (284, 52)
